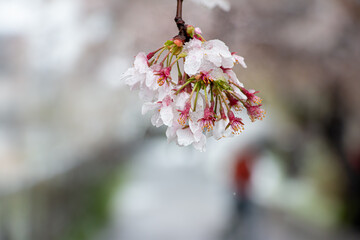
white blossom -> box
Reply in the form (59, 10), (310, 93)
(121, 26), (265, 152)
(213, 119), (234, 140)
(145, 64), (161, 90)
(184, 39), (237, 75)
(120, 52), (149, 90)
(165, 93), (207, 151)
(142, 95), (176, 127)
(233, 54), (247, 69)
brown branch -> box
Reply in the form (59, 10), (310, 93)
(174, 0), (190, 42)
(176, 0), (183, 21)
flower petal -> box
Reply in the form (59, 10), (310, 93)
(193, 134), (207, 152)
(134, 52), (149, 73)
(151, 112), (163, 127)
(160, 105), (174, 127)
(233, 54), (247, 68)
(176, 128), (195, 146)
(142, 102), (160, 115)
(175, 92), (190, 110)
(166, 122), (182, 142)
(184, 51), (203, 75)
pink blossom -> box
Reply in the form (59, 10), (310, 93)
(121, 26), (265, 151)
(227, 94), (243, 111)
(121, 52), (149, 90)
(142, 95), (175, 127)
(198, 106), (216, 131)
(232, 53), (247, 68)
(195, 27), (202, 35)
(178, 101), (191, 126)
(184, 39), (235, 75)
(227, 110), (245, 134)
(241, 88), (262, 105)
(154, 66), (172, 86)
(245, 104), (266, 122)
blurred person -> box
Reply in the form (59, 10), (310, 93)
(224, 146), (261, 240)
(233, 148), (255, 215)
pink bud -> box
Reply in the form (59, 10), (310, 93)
(194, 27), (202, 35)
(147, 52), (155, 60)
(174, 39), (183, 47)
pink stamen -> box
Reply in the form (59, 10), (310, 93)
(227, 111), (244, 134)
(155, 67), (172, 86)
(241, 87), (262, 105)
(198, 106), (216, 132)
(245, 103), (266, 122)
(178, 101), (191, 125)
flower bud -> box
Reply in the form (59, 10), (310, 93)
(186, 25), (195, 38)
(147, 52), (155, 60)
(195, 27), (202, 35)
(174, 39), (183, 47)
(171, 46), (182, 55)
(164, 40), (174, 47)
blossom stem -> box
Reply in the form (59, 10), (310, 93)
(149, 46), (165, 60)
(203, 85), (208, 105)
(190, 81), (199, 99)
(166, 54), (170, 66)
(155, 46), (165, 53)
(229, 80), (243, 92)
(196, 34), (206, 42)
(176, 61), (182, 77)
(168, 51), (175, 66)
(194, 84), (200, 111)
(227, 90), (246, 104)
(175, 78), (193, 94)
(220, 93), (230, 111)
(190, 82), (200, 110)
(169, 56), (182, 68)
(214, 95), (218, 114)
(154, 48), (166, 64)
(160, 51), (171, 65)
(219, 96), (224, 113)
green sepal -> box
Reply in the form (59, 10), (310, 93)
(215, 78), (232, 91)
(164, 40), (174, 47)
(178, 52), (187, 58)
(171, 46), (183, 55)
(187, 26), (195, 38)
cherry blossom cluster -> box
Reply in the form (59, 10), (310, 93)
(121, 26), (265, 151)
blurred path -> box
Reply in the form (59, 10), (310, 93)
(102, 138), (232, 240)
(95, 138), (360, 240)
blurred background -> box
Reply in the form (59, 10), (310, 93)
(0, 0), (360, 239)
